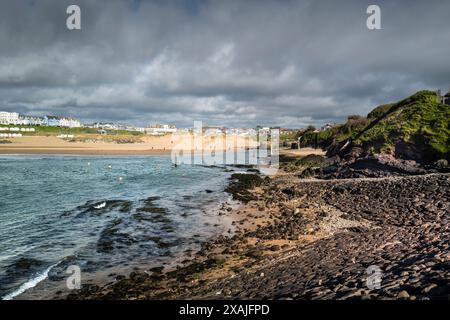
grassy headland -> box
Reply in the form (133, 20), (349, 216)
(298, 90), (449, 163)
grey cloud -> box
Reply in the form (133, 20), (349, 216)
(0, 0), (449, 128)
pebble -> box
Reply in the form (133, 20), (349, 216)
(397, 291), (410, 299)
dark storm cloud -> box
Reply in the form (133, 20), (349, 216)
(0, 0), (449, 127)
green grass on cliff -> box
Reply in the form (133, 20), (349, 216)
(299, 116), (368, 149)
(367, 103), (395, 120)
(0, 125), (144, 136)
(353, 91), (449, 160)
(298, 90), (449, 162)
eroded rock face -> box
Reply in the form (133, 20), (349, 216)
(394, 140), (429, 162)
(344, 146), (365, 162)
(319, 154), (428, 179)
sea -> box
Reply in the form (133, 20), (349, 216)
(0, 154), (239, 300)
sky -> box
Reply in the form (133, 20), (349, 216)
(0, 0), (449, 128)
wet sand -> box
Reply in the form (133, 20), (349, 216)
(0, 135), (258, 155)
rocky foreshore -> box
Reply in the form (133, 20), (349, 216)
(66, 169), (449, 300)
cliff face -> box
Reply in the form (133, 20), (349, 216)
(349, 90), (449, 163)
(300, 90), (449, 164)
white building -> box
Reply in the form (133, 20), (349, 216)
(0, 111), (19, 125)
(18, 116), (45, 126)
(124, 126), (146, 133)
(145, 124), (177, 135)
(45, 116), (81, 128)
(93, 122), (118, 130)
(59, 117), (81, 128)
(0, 112), (80, 127)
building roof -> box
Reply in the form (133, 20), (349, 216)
(21, 115), (44, 119)
(0, 111), (18, 114)
(46, 115), (79, 120)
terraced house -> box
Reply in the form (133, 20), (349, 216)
(44, 116), (81, 128)
(0, 111), (19, 125)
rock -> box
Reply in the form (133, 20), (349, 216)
(13, 257), (42, 270)
(434, 159), (448, 169)
(397, 290), (410, 299)
(149, 266), (164, 274)
(245, 248), (263, 259)
(339, 289), (363, 300)
(224, 173), (263, 203)
(422, 283), (438, 294)
(269, 245), (281, 251)
(212, 255), (227, 265)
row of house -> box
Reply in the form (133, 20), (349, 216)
(87, 122), (177, 135)
(0, 111), (81, 128)
(45, 116), (81, 128)
(0, 111), (19, 124)
(89, 122), (121, 130)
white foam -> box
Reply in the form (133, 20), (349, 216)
(2, 263), (57, 300)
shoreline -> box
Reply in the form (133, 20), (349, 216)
(64, 169), (449, 300)
(0, 148), (173, 155)
(12, 195), (241, 301)
(0, 135), (259, 156)
(4, 150), (448, 300)
(3, 160), (242, 301)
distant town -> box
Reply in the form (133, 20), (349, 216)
(0, 111), (179, 136)
(0, 111), (304, 139)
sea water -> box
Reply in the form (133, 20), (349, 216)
(0, 155), (237, 299)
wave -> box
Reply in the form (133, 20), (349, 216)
(0, 245), (38, 263)
(1, 263), (58, 300)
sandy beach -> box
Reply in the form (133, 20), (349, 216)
(0, 134), (259, 155)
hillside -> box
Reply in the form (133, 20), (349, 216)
(298, 115), (368, 150)
(299, 90), (450, 164)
